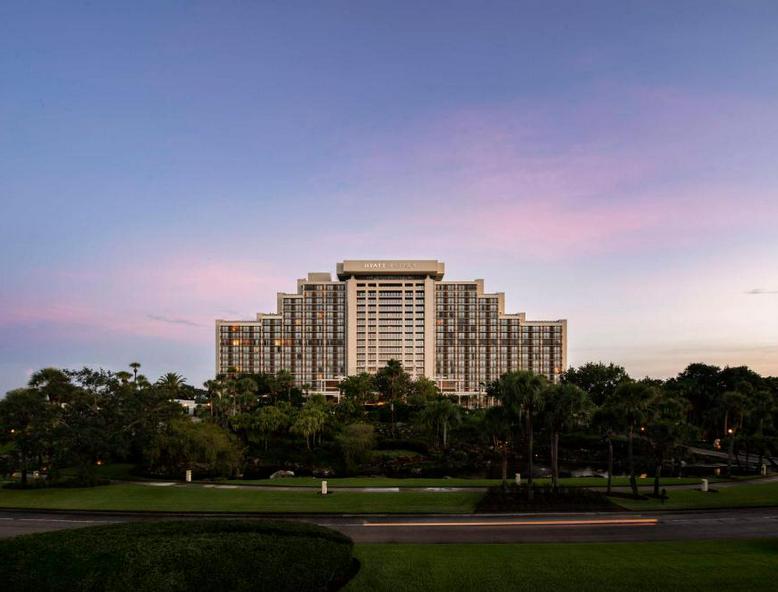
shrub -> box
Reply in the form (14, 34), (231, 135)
(0, 519), (355, 592)
(145, 418), (244, 479)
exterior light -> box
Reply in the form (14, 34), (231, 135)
(727, 428), (734, 435)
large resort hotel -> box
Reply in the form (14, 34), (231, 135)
(216, 260), (567, 404)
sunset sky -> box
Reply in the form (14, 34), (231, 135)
(2, 1), (777, 393)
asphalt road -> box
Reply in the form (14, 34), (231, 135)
(2, 508), (778, 543)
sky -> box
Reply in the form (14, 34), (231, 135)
(1, 1), (777, 393)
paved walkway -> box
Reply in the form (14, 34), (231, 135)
(114, 474), (778, 494)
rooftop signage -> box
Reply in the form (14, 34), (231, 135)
(337, 260), (445, 279)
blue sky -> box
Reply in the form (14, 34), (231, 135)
(1, 1), (777, 392)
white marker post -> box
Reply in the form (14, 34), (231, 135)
(761, 464), (767, 476)
(321, 480), (328, 495)
(515, 473), (521, 486)
(701, 478), (708, 492)
(185, 469), (192, 483)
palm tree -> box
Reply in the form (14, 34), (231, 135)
(374, 359), (411, 437)
(418, 398), (462, 449)
(115, 371), (132, 385)
(156, 372), (186, 393)
(484, 404), (513, 482)
(493, 371), (547, 497)
(603, 381), (656, 497)
(129, 362), (141, 383)
(544, 383), (593, 490)
(645, 389), (688, 496)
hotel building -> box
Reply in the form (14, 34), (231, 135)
(216, 260), (567, 404)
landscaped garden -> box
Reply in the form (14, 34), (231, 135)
(1, 362), (776, 517)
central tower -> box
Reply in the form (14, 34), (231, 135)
(336, 260), (445, 380)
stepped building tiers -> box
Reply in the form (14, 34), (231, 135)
(216, 260), (567, 404)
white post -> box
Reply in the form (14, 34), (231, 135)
(321, 480), (328, 495)
(515, 473), (521, 486)
(761, 464), (767, 476)
(701, 478), (708, 492)
(185, 469), (192, 483)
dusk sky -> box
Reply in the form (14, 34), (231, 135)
(2, 1), (777, 394)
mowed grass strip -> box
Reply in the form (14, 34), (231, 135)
(613, 481), (778, 510)
(0, 483), (481, 513)
(232, 476), (704, 488)
(344, 539), (778, 592)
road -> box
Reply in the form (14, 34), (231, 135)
(2, 508), (778, 543)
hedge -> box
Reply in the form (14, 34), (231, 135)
(0, 519), (355, 592)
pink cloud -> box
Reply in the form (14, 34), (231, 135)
(330, 85), (778, 260)
(0, 256), (291, 340)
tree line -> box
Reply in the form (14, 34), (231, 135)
(1, 360), (776, 497)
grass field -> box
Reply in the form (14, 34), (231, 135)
(613, 481), (778, 510)
(0, 483), (481, 513)
(344, 539), (778, 592)
(231, 476), (705, 488)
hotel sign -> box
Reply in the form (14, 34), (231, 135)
(339, 259), (444, 278)
(362, 262), (418, 270)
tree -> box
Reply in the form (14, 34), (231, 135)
(374, 359), (412, 436)
(592, 403), (619, 494)
(718, 388), (750, 475)
(484, 404), (513, 481)
(146, 418), (243, 478)
(645, 389), (688, 496)
(339, 373), (375, 405)
(602, 381), (657, 496)
(417, 398), (462, 449)
(156, 372), (187, 394)
(273, 370), (295, 403)
(253, 405), (289, 449)
(291, 397), (328, 449)
(0, 389), (55, 487)
(544, 383), (593, 489)
(336, 423), (376, 471)
(409, 377), (440, 406)
(129, 362), (142, 383)
(492, 371), (547, 497)
(562, 362), (631, 406)
(667, 363), (723, 435)
(28, 368), (75, 404)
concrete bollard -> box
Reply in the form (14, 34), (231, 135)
(701, 478), (708, 492)
(321, 480), (328, 495)
(761, 464), (767, 476)
(185, 469), (192, 483)
(515, 473), (521, 486)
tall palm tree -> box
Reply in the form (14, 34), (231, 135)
(544, 383), (593, 490)
(494, 371), (547, 497)
(603, 381), (656, 497)
(129, 362), (141, 383)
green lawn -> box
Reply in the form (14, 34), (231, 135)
(0, 483), (480, 514)
(613, 482), (778, 510)
(344, 540), (778, 592)
(230, 476), (704, 488)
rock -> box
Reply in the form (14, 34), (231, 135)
(269, 470), (295, 479)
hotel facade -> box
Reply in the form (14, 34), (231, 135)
(216, 260), (567, 403)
